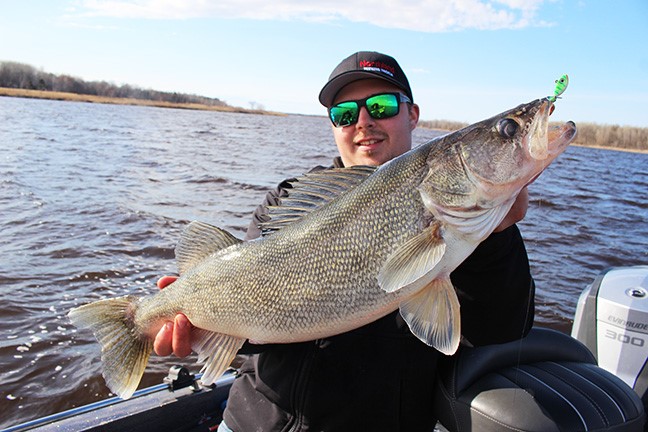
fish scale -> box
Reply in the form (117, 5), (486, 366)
(69, 97), (577, 399)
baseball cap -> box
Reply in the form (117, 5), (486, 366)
(318, 51), (413, 108)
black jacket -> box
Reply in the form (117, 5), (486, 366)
(223, 158), (535, 432)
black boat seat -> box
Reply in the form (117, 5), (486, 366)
(433, 327), (646, 432)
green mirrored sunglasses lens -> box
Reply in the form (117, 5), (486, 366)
(366, 94), (399, 119)
(330, 102), (359, 126)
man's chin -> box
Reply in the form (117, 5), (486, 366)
(352, 150), (384, 166)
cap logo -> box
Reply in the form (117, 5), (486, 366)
(359, 60), (395, 77)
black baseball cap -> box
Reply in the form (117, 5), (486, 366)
(319, 51), (413, 108)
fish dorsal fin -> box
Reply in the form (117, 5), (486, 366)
(378, 221), (446, 293)
(260, 165), (377, 235)
(399, 277), (461, 355)
(175, 221), (242, 275)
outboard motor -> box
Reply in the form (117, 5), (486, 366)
(572, 266), (648, 412)
(431, 266), (646, 432)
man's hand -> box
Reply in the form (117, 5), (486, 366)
(494, 187), (529, 232)
(153, 276), (193, 357)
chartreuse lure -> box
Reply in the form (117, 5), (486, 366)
(548, 74), (569, 102)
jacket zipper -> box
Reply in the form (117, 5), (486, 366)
(284, 339), (325, 432)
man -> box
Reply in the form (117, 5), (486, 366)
(155, 51), (534, 431)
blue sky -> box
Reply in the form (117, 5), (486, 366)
(1, 1), (647, 127)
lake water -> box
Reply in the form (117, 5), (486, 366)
(0, 96), (646, 428)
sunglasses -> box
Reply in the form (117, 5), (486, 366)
(328, 92), (411, 127)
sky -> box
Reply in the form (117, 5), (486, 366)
(1, 0), (647, 127)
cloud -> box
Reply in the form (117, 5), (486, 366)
(75, 0), (551, 31)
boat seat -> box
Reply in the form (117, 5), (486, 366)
(433, 327), (646, 432)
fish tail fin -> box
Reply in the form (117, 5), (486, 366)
(68, 296), (152, 399)
(399, 277), (461, 355)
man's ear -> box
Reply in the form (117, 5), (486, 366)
(408, 103), (420, 130)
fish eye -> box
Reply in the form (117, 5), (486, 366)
(497, 118), (519, 139)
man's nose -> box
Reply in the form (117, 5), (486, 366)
(355, 106), (376, 128)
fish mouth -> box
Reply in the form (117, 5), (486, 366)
(528, 99), (576, 160)
(547, 120), (577, 156)
(523, 105), (576, 186)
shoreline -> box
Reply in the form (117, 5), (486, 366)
(570, 142), (648, 154)
(0, 87), (285, 116)
(2, 87), (646, 154)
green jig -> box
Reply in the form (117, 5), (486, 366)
(547, 74), (569, 102)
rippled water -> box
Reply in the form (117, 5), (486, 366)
(0, 97), (646, 428)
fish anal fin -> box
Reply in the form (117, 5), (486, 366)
(191, 330), (245, 385)
(399, 277), (461, 355)
(378, 222), (446, 293)
(176, 221), (242, 275)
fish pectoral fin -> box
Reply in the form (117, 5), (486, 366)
(191, 330), (245, 385)
(399, 277), (460, 355)
(176, 221), (242, 275)
(378, 222), (446, 293)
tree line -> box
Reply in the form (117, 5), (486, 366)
(418, 119), (647, 152)
(0, 61), (228, 107)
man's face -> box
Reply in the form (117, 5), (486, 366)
(331, 79), (419, 167)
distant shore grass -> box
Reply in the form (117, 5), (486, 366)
(0, 87), (284, 116)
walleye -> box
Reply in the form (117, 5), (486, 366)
(69, 98), (577, 399)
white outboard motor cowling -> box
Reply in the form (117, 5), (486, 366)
(572, 265), (648, 410)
